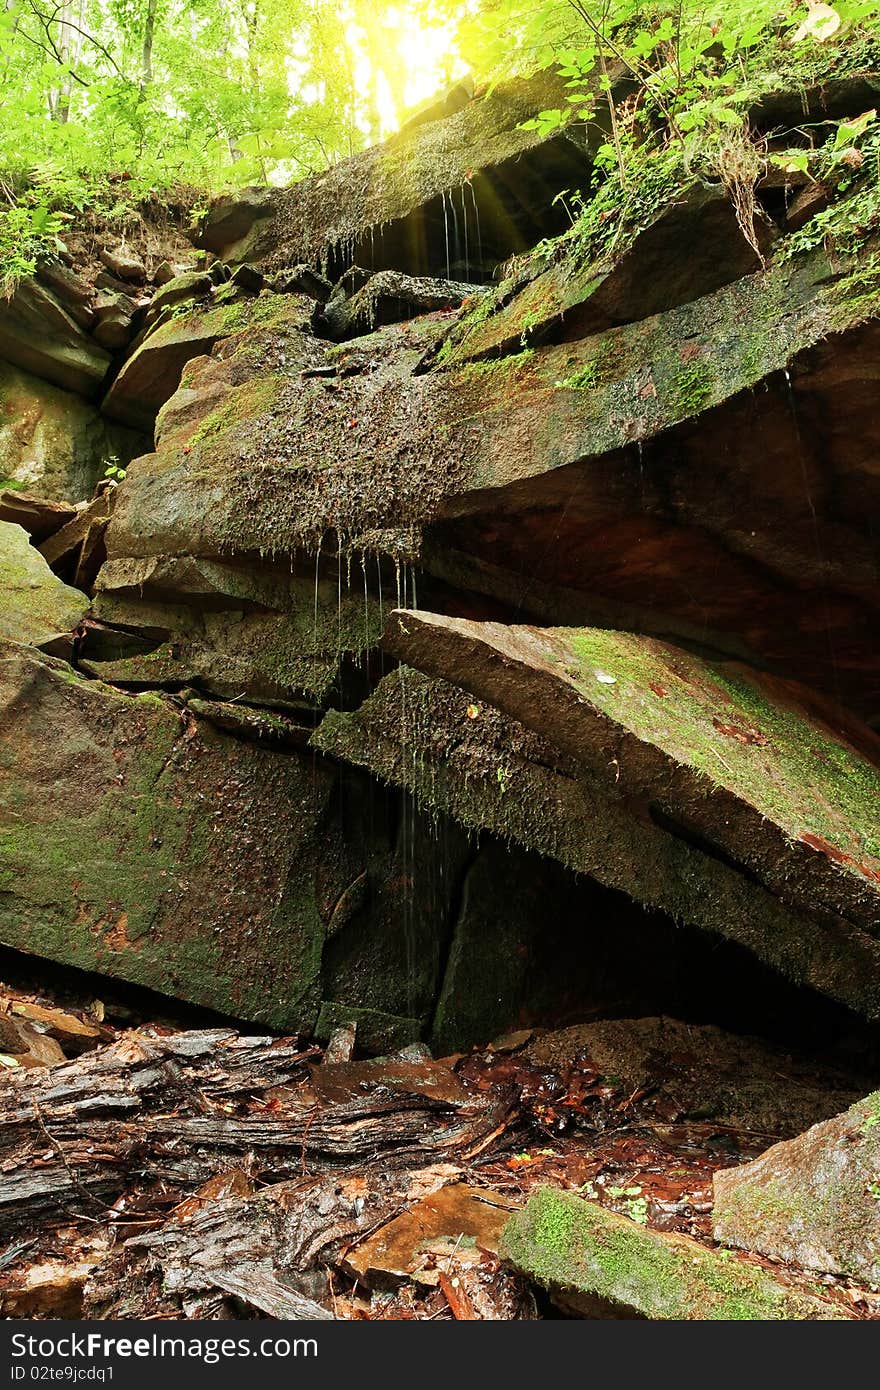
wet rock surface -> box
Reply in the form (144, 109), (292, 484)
(713, 1091), (880, 1284)
(0, 53), (879, 1319)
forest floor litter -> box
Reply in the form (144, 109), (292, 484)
(1, 952), (877, 1321)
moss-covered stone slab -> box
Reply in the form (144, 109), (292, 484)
(0, 521), (87, 651)
(314, 656), (880, 1019)
(714, 1091), (880, 1285)
(0, 361), (143, 502)
(379, 611), (880, 928)
(0, 280), (110, 398)
(0, 639), (333, 1028)
(321, 270), (480, 341)
(435, 183), (771, 367)
(501, 1187), (845, 1319)
(102, 291), (312, 432)
(194, 69), (595, 273)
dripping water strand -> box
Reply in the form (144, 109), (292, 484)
(450, 192), (460, 281)
(467, 180), (482, 280)
(442, 191), (450, 281)
(312, 540), (322, 645)
(375, 553), (385, 678)
(460, 185), (469, 283)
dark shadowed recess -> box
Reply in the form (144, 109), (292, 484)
(5, 766), (878, 1073)
(325, 138), (593, 285)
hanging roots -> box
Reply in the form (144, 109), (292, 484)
(713, 123), (767, 266)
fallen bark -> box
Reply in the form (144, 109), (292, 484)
(0, 1030), (516, 1233)
(84, 1166), (471, 1319)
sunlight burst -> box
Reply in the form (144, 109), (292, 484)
(344, 3), (469, 138)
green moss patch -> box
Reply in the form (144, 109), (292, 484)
(564, 627), (880, 884)
(501, 1187), (843, 1319)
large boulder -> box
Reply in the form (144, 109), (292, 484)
(0, 361), (143, 502)
(314, 614), (880, 1020)
(713, 1091), (880, 1285)
(0, 279), (110, 397)
(0, 640), (333, 1028)
(0, 634), (585, 1041)
(193, 70), (598, 277)
(500, 1188), (843, 1319)
(104, 227), (880, 716)
(0, 521), (87, 652)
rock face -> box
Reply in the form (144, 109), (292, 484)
(0, 57), (878, 1059)
(0, 521), (87, 652)
(0, 362), (142, 502)
(713, 1091), (880, 1285)
(319, 270), (481, 341)
(501, 1188), (843, 1319)
(0, 280), (111, 397)
(85, 549), (385, 707)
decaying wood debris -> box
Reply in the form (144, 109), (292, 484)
(2, 971), (879, 1322)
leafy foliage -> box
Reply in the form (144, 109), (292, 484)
(0, 198), (68, 297)
(1, 0), (879, 293)
(461, 1), (880, 269)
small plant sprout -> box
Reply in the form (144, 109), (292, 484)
(103, 458), (127, 487)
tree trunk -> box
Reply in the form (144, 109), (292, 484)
(140, 0), (157, 90)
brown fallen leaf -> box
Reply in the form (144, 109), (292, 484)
(712, 716), (768, 745)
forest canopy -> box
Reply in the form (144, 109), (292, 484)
(1, 0), (879, 291)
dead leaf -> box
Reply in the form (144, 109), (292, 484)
(712, 717), (768, 745)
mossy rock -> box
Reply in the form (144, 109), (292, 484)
(0, 639), (333, 1028)
(314, 1002), (422, 1054)
(0, 361), (144, 503)
(87, 562), (385, 707)
(714, 1090), (880, 1285)
(105, 227), (880, 712)
(501, 1187), (845, 1319)
(0, 278), (110, 398)
(102, 291), (308, 432)
(0, 520), (87, 651)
